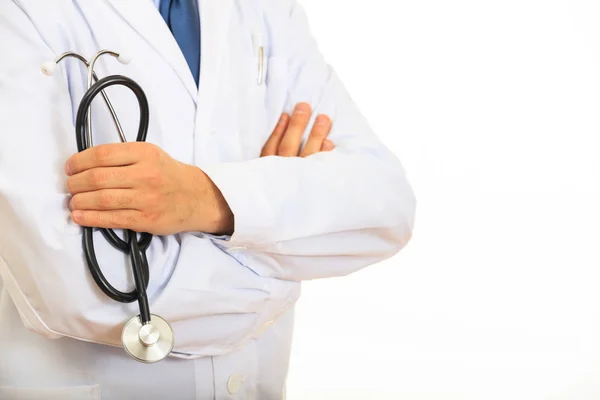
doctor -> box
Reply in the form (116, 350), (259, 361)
(0, 0), (416, 399)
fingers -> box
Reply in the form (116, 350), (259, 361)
(261, 113), (290, 157)
(65, 142), (159, 176)
(69, 189), (148, 211)
(300, 114), (332, 157)
(261, 103), (335, 158)
(321, 139), (335, 152)
(278, 103), (312, 157)
(67, 166), (137, 194)
(71, 209), (149, 232)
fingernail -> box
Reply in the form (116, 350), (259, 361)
(72, 210), (83, 222)
(68, 197), (74, 211)
(294, 103), (311, 114)
(64, 160), (71, 176)
(278, 113), (289, 124)
(315, 115), (329, 126)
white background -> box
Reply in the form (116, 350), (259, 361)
(287, 1), (600, 399)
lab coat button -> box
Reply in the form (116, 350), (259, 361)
(227, 373), (245, 394)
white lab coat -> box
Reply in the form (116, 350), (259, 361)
(0, 0), (416, 399)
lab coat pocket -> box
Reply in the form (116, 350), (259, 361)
(264, 56), (290, 115)
(240, 56), (289, 159)
(0, 385), (101, 400)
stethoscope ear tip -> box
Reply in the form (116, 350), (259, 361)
(41, 61), (57, 76)
(117, 53), (132, 65)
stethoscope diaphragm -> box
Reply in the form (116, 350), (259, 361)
(122, 314), (175, 364)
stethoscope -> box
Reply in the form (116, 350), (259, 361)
(40, 50), (175, 364)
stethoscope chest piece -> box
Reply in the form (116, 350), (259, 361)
(122, 314), (174, 364)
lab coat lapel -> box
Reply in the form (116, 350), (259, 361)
(105, 0), (198, 102)
(194, 0), (234, 164)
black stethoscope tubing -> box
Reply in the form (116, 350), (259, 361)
(74, 75), (153, 325)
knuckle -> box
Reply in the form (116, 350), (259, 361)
(111, 168), (128, 183)
(88, 169), (106, 185)
(109, 212), (126, 228)
(125, 214), (138, 226)
(288, 119), (309, 130)
(117, 194), (133, 207)
(99, 191), (113, 207)
(145, 168), (163, 186)
(143, 143), (162, 160)
(92, 146), (111, 162)
(143, 211), (160, 223)
(109, 214), (123, 227)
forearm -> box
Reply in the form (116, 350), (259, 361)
(198, 0), (416, 281)
(202, 142), (414, 280)
(204, 145), (412, 241)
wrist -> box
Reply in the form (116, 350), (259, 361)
(190, 165), (234, 235)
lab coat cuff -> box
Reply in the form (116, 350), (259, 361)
(201, 233), (232, 242)
(201, 161), (275, 247)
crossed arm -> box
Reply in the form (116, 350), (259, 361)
(64, 102), (335, 236)
(0, 0), (415, 355)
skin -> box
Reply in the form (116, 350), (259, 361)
(65, 102), (333, 236)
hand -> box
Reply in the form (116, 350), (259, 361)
(261, 102), (335, 157)
(64, 142), (233, 236)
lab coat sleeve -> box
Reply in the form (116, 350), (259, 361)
(201, 0), (416, 281)
(0, 1), (298, 357)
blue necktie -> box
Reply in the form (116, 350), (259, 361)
(159, 0), (201, 87)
